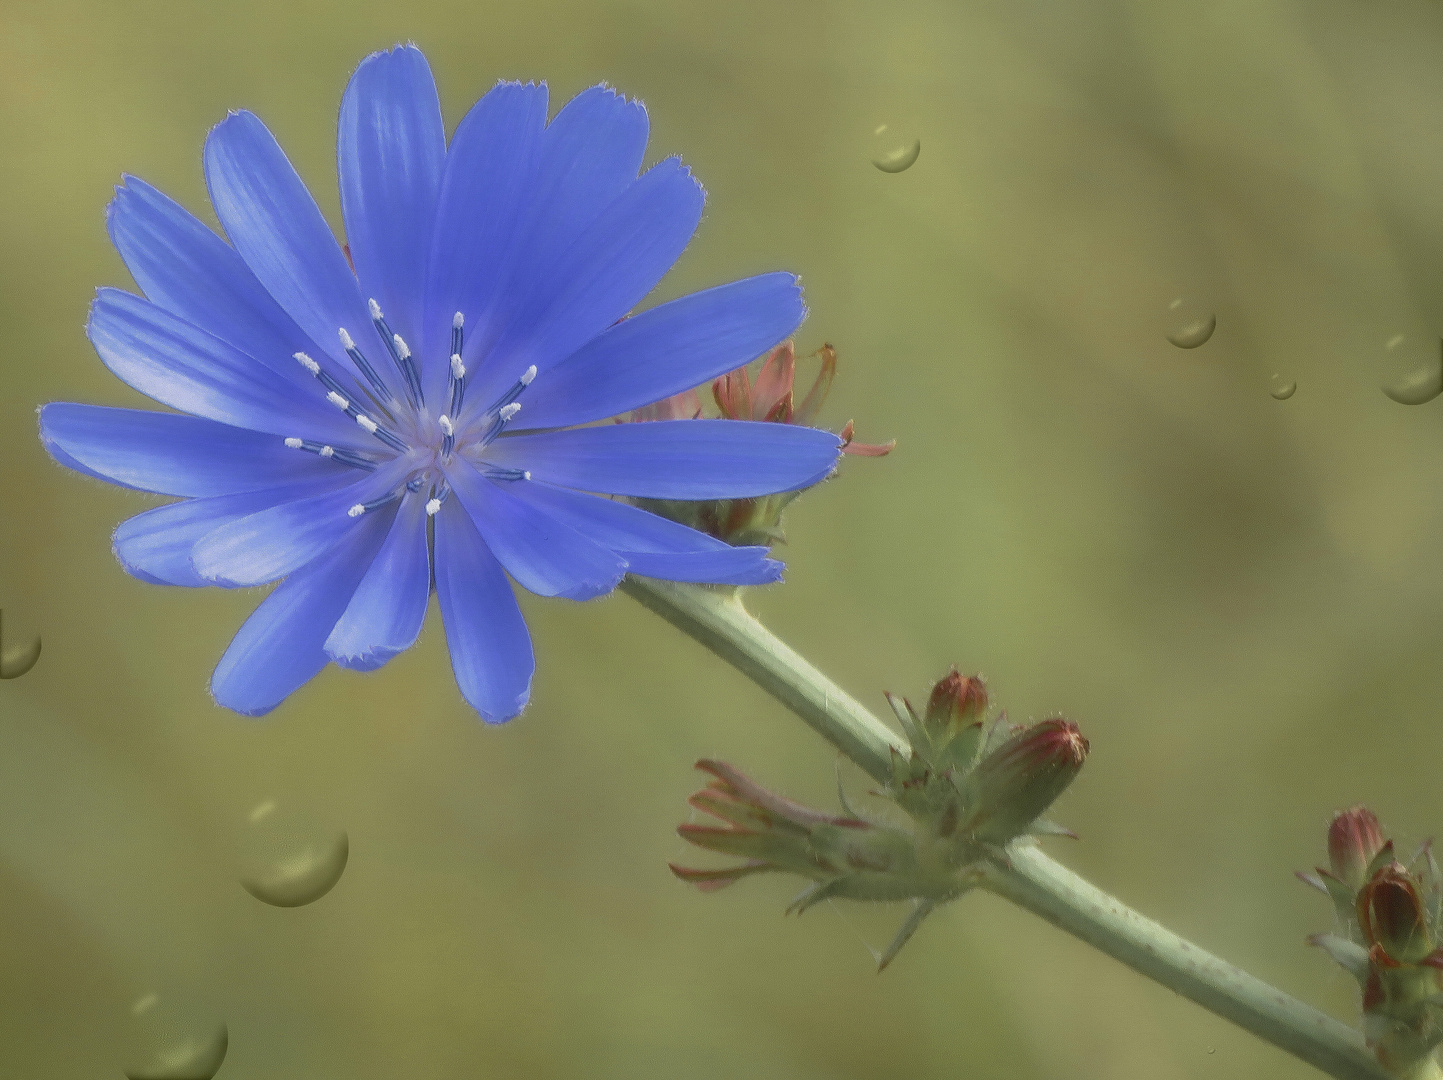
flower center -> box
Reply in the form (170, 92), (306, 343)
(282, 301), (537, 520)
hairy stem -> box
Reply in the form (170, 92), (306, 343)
(624, 576), (1394, 1080)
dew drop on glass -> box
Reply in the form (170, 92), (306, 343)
(1165, 297), (1215, 349)
(1269, 374), (1297, 400)
(870, 124), (921, 173)
(1380, 334), (1443, 405)
(239, 800), (348, 908)
(123, 994), (227, 1080)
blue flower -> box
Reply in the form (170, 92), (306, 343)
(38, 46), (841, 722)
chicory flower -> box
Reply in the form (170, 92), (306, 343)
(39, 46), (841, 721)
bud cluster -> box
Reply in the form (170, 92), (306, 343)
(1301, 808), (1443, 1070)
(672, 669), (1089, 967)
(626, 341), (894, 547)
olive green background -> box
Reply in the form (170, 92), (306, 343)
(3, 0), (1442, 1076)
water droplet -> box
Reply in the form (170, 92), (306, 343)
(1269, 374), (1297, 400)
(124, 994), (227, 1080)
(239, 800), (348, 908)
(0, 608), (41, 679)
(1165, 298), (1216, 349)
(1380, 334), (1443, 405)
(1206, 1046), (1216, 1055)
(870, 124), (921, 173)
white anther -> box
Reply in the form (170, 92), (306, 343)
(327, 391), (350, 410)
(499, 403), (522, 421)
(392, 333), (411, 359)
(452, 311), (464, 329)
(284, 437), (303, 449)
(368, 298), (383, 320)
(520, 364), (537, 386)
(438, 415), (454, 437)
(450, 354), (466, 379)
(338, 327), (356, 350)
(522, 470), (531, 480)
(355, 414), (379, 434)
(293, 352), (320, 374)
(320, 445), (335, 458)
(347, 504), (365, 518)
(425, 498), (442, 516)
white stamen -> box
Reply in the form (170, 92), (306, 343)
(392, 333), (411, 359)
(523, 470), (531, 480)
(320, 445), (335, 458)
(438, 415), (454, 437)
(338, 327), (356, 350)
(355, 414), (379, 434)
(450, 354), (466, 379)
(499, 403), (522, 421)
(284, 437), (302, 449)
(520, 364), (537, 386)
(368, 298), (383, 320)
(327, 390), (350, 410)
(347, 504), (365, 518)
(452, 311), (464, 329)
(425, 498), (442, 516)
(293, 352), (320, 374)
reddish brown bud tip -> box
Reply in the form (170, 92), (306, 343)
(1358, 862), (1433, 964)
(926, 668), (989, 731)
(1328, 806), (1386, 891)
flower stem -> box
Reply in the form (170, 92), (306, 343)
(623, 577), (1393, 1080)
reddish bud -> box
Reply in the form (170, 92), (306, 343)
(1328, 806), (1386, 891)
(1358, 863), (1433, 965)
(965, 718), (1089, 844)
(925, 668), (988, 733)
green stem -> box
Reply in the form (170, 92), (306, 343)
(623, 577), (1394, 1080)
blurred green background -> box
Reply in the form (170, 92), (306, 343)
(4, 0), (1443, 1076)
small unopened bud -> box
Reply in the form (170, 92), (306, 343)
(964, 718), (1089, 844)
(1358, 863), (1433, 965)
(925, 668), (988, 734)
(1328, 806), (1386, 891)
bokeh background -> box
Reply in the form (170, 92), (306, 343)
(4, 0), (1443, 1076)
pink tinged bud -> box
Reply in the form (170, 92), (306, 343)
(712, 368), (753, 420)
(1358, 863), (1434, 965)
(926, 668), (989, 730)
(1328, 806), (1387, 890)
(627, 388), (702, 423)
(751, 341), (797, 422)
(965, 718), (1089, 844)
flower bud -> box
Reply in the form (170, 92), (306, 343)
(1328, 806), (1386, 891)
(925, 669), (988, 734)
(964, 718), (1089, 844)
(1358, 863), (1433, 965)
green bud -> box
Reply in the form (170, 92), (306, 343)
(1358, 863), (1434, 965)
(963, 718), (1089, 844)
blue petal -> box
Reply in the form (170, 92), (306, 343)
(446, 460), (627, 600)
(483, 419), (842, 499)
(113, 482), (345, 586)
(466, 156), (703, 414)
(204, 110), (391, 387)
(512, 482), (783, 585)
(514, 273), (806, 429)
(87, 288), (369, 444)
(210, 508), (393, 716)
(338, 46), (445, 346)
(420, 82), (549, 401)
(192, 457), (412, 587)
(106, 177), (361, 403)
(39, 403), (350, 497)
(325, 490), (430, 670)
(433, 498), (534, 722)
(620, 549), (783, 585)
